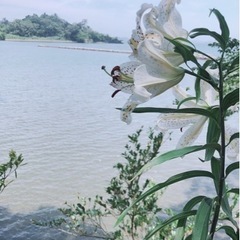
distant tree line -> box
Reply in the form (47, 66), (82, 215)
(0, 13), (122, 43)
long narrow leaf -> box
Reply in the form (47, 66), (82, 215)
(165, 37), (198, 64)
(227, 188), (239, 195)
(226, 162), (239, 178)
(211, 158), (238, 228)
(217, 226), (238, 240)
(194, 60), (214, 102)
(222, 188), (238, 228)
(222, 88), (239, 112)
(211, 157), (221, 194)
(185, 234), (192, 240)
(210, 157), (235, 228)
(115, 170), (214, 227)
(192, 197), (214, 240)
(177, 97), (198, 109)
(226, 132), (239, 148)
(144, 210), (197, 239)
(138, 144), (220, 176)
(175, 196), (206, 240)
(210, 9), (230, 46)
(131, 107), (218, 122)
(205, 109), (220, 160)
(195, 77), (201, 102)
(189, 28), (226, 50)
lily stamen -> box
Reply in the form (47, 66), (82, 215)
(111, 90), (121, 98)
(101, 65), (112, 77)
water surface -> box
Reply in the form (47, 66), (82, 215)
(0, 41), (238, 239)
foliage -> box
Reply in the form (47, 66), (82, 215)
(0, 31), (5, 40)
(0, 14), (122, 43)
(0, 150), (24, 193)
(115, 8), (239, 240)
(209, 38), (239, 97)
(35, 128), (188, 239)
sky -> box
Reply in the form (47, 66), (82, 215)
(0, 0), (239, 39)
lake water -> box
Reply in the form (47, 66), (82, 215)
(0, 40), (238, 239)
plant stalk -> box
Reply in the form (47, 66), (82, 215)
(209, 56), (226, 239)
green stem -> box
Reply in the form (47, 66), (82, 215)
(194, 49), (218, 63)
(184, 69), (219, 91)
(209, 55), (225, 239)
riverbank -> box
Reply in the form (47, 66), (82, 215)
(5, 37), (74, 43)
(38, 44), (131, 54)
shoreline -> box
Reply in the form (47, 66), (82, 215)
(5, 38), (74, 43)
(38, 44), (131, 54)
(4, 38), (125, 44)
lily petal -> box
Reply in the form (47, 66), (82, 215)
(143, 0), (187, 41)
(158, 0), (187, 39)
(110, 81), (134, 95)
(172, 85), (204, 108)
(156, 113), (201, 130)
(176, 116), (208, 148)
(137, 39), (184, 74)
(113, 61), (141, 82)
(133, 64), (184, 100)
(110, 61), (140, 95)
(120, 95), (140, 124)
(199, 78), (218, 106)
(129, 3), (152, 53)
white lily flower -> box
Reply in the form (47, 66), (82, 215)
(107, 0), (187, 124)
(129, 0), (187, 55)
(156, 81), (239, 160)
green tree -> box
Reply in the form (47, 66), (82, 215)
(0, 14), (122, 43)
(0, 31), (5, 40)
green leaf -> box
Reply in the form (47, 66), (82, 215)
(210, 157), (237, 229)
(227, 188), (239, 195)
(209, 157), (236, 229)
(226, 55), (239, 75)
(194, 60), (217, 101)
(211, 157), (236, 229)
(217, 226), (238, 240)
(144, 210), (197, 239)
(210, 9), (230, 47)
(205, 108), (220, 160)
(177, 97), (198, 109)
(211, 157), (221, 194)
(175, 196), (206, 239)
(222, 188), (238, 228)
(222, 88), (239, 112)
(138, 144), (221, 176)
(210, 158), (238, 227)
(198, 68), (214, 84)
(226, 161), (239, 178)
(189, 28), (226, 50)
(131, 107), (219, 125)
(226, 132), (239, 147)
(185, 235), (192, 240)
(165, 37), (198, 64)
(115, 170), (214, 227)
(195, 77), (201, 102)
(192, 197), (214, 240)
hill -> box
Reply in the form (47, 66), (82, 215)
(0, 13), (122, 43)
